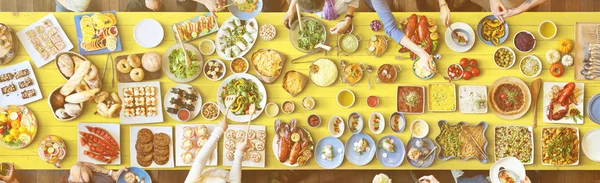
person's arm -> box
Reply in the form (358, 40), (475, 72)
(228, 138), (249, 183)
(504, 0), (547, 18)
(184, 127), (225, 183)
(194, 0), (226, 13)
(126, 0), (151, 12)
(57, 0), (90, 12)
(283, 0), (298, 28)
(438, 0), (451, 26)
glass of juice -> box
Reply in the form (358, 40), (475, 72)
(538, 20), (557, 39)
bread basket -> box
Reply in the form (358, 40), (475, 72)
(48, 84), (85, 121)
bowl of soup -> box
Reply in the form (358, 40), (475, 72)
(337, 89), (356, 108)
(538, 20), (557, 40)
(410, 119), (429, 138)
(339, 34), (359, 53)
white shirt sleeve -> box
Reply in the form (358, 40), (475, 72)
(184, 127), (224, 183)
(228, 148), (244, 183)
(65, 0), (91, 12)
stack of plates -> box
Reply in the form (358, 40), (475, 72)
(586, 94), (600, 124)
(582, 129), (600, 162)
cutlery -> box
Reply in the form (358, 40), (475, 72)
(530, 78), (542, 128)
(366, 65), (373, 89)
(172, 26), (192, 68)
(223, 95), (238, 119)
(460, 125), (488, 159)
(417, 146), (437, 167)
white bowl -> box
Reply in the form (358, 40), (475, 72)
(368, 112), (385, 134)
(230, 57), (249, 73)
(347, 112), (364, 134)
(201, 102), (220, 120)
(493, 46), (516, 69)
(203, 59), (226, 81)
(307, 114), (322, 128)
(328, 116), (345, 138)
(281, 100), (295, 114)
(513, 30), (536, 53)
(199, 39), (216, 55)
(265, 102), (279, 117)
(336, 89), (356, 108)
(410, 119), (429, 138)
(519, 55), (542, 78)
(389, 112), (406, 132)
(301, 96), (316, 110)
(538, 20), (557, 40)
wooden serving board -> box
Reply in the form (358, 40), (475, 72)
(114, 53), (162, 82)
(574, 22), (600, 80)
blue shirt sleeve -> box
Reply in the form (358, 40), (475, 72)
(371, 0), (405, 44)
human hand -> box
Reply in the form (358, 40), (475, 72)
(330, 20), (351, 35)
(419, 175), (440, 183)
(218, 118), (228, 131)
(200, 0), (226, 14)
(145, 0), (162, 11)
(418, 53), (437, 73)
(111, 167), (128, 181)
(283, 9), (297, 29)
(439, 4), (451, 26)
(236, 138), (251, 152)
(501, 8), (522, 19)
(489, 0), (507, 22)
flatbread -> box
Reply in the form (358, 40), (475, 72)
(491, 82), (526, 115)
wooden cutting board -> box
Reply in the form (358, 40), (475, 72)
(114, 53), (162, 82)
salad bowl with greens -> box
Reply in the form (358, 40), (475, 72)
(289, 17), (327, 53)
(162, 43), (203, 83)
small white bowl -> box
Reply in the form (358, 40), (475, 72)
(519, 55), (542, 78)
(203, 59), (226, 81)
(336, 89), (356, 108)
(201, 102), (220, 120)
(538, 20), (557, 40)
(265, 102), (279, 117)
(301, 96), (316, 110)
(347, 112), (364, 134)
(230, 57), (249, 73)
(328, 116), (345, 138)
(493, 46), (516, 69)
(368, 112), (385, 134)
(281, 100), (295, 114)
(513, 30), (536, 53)
(307, 114), (321, 128)
(410, 119), (429, 138)
(199, 39), (216, 55)
(389, 112), (406, 132)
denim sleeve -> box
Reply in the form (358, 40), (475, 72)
(371, 0), (404, 44)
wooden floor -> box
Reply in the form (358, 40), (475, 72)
(2, 0), (600, 182)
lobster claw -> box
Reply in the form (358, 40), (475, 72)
(289, 118), (298, 133)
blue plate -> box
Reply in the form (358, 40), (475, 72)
(406, 137), (435, 168)
(345, 133), (376, 166)
(228, 0), (263, 20)
(314, 136), (345, 169)
(73, 10), (123, 55)
(477, 15), (509, 46)
(389, 112), (406, 133)
(376, 135), (405, 168)
(117, 167), (151, 183)
(587, 94), (600, 124)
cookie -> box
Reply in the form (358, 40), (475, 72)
(254, 141), (265, 151)
(235, 130), (246, 141)
(153, 133), (171, 147)
(225, 140), (236, 151)
(135, 141), (153, 154)
(257, 130), (267, 141)
(247, 130), (256, 140)
(250, 152), (261, 163)
(137, 153), (153, 167)
(154, 147), (170, 156)
(225, 130), (235, 140)
(226, 150), (235, 161)
(155, 144), (170, 150)
(153, 151), (170, 165)
(137, 128), (154, 143)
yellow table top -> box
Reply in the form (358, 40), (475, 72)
(1, 12), (600, 171)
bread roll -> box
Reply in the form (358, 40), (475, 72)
(142, 51), (162, 72)
(65, 88), (99, 103)
(60, 61), (90, 96)
(127, 54), (141, 68)
(57, 54), (74, 77)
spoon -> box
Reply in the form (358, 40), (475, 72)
(246, 103), (256, 138)
(530, 78), (542, 128)
(366, 65), (373, 89)
(172, 26), (192, 68)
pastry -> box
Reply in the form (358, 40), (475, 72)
(57, 54), (74, 77)
(123, 172), (136, 183)
(84, 64), (98, 81)
(181, 138), (193, 150)
(127, 54), (142, 68)
(196, 125), (208, 137)
(130, 68), (145, 82)
(137, 128), (154, 143)
(84, 77), (102, 90)
(226, 150), (235, 161)
(183, 126), (196, 139)
(153, 133), (171, 147)
(250, 152), (261, 163)
(196, 136), (208, 148)
(182, 151), (194, 164)
(224, 140), (236, 151)
(142, 51), (162, 72)
(116, 59), (132, 74)
(247, 130), (256, 140)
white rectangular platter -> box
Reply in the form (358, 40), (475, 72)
(77, 123), (121, 165)
(175, 124), (218, 167)
(15, 13), (74, 68)
(493, 125), (534, 165)
(222, 125), (266, 168)
(129, 126), (174, 168)
(540, 127), (580, 166)
(543, 82), (584, 124)
(118, 81), (163, 124)
(0, 61), (42, 106)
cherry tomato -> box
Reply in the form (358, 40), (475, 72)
(469, 59), (478, 67)
(471, 67), (481, 76)
(500, 93), (507, 99)
(0, 127), (4, 134)
(460, 58), (469, 67)
(462, 71), (473, 80)
(550, 63), (564, 77)
(505, 101), (512, 106)
(457, 69), (463, 76)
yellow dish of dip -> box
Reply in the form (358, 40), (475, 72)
(428, 83), (456, 111)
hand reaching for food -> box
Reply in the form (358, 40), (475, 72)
(419, 175), (440, 183)
(218, 118), (228, 131)
(417, 54), (437, 73)
(439, 4), (451, 26)
(283, 8), (297, 29)
(236, 138), (251, 152)
(110, 167), (129, 181)
(330, 20), (350, 35)
(489, 0), (508, 22)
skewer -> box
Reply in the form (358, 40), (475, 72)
(460, 125), (488, 160)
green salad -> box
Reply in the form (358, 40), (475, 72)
(220, 78), (263, 115)
(168, 48), (201, 79)
(297, 19), (325, 51)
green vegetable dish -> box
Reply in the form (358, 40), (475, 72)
(168, 48), (201, 79)
(220, 78), (263, 115)
(297, 19), (325, 51)
(436, 122), (462, 157)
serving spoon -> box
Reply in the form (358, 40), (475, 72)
(246, 103), (256, 138)
(172, 26), (192, 68)
(530, 78), (542, 128)
(223, 95), (238, 119)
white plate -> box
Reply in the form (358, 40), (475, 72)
(489, 157), (526, 183)
(542, 82), (584, 124)
(134, 18), (164, 48)
(119, 81), (164, 124)
(368, 112), (384, 134)
(444, 22), (475, 53)
(175, 124), (217, 166)
(163, 84), (202, 122)
(540, 127), (580, 166)
(223, 125), (266, 167)
(582, 129), (600, 162)
(0, 61), (43, 106)
(16, 13), (74, 68)
(493, 125), (534, 165)
(216, 73), (266, 122)
(215, 17), (258, 61)
(458, 85), (488, 114)
(129, 126), (174, 168)
(328, 116), (345, 138)
(77, 123), (121, 165)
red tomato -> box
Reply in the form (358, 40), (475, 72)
(469, 59), (478, 67)
(505, 101), (512, 106)
(0, 127), (4, 134)
(462, 71), (472, 80)
(550, 63), (564, 77)
(500, 93), (507, 99)
(471, 67), (481, 76)
(460, 58), (469, 67)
